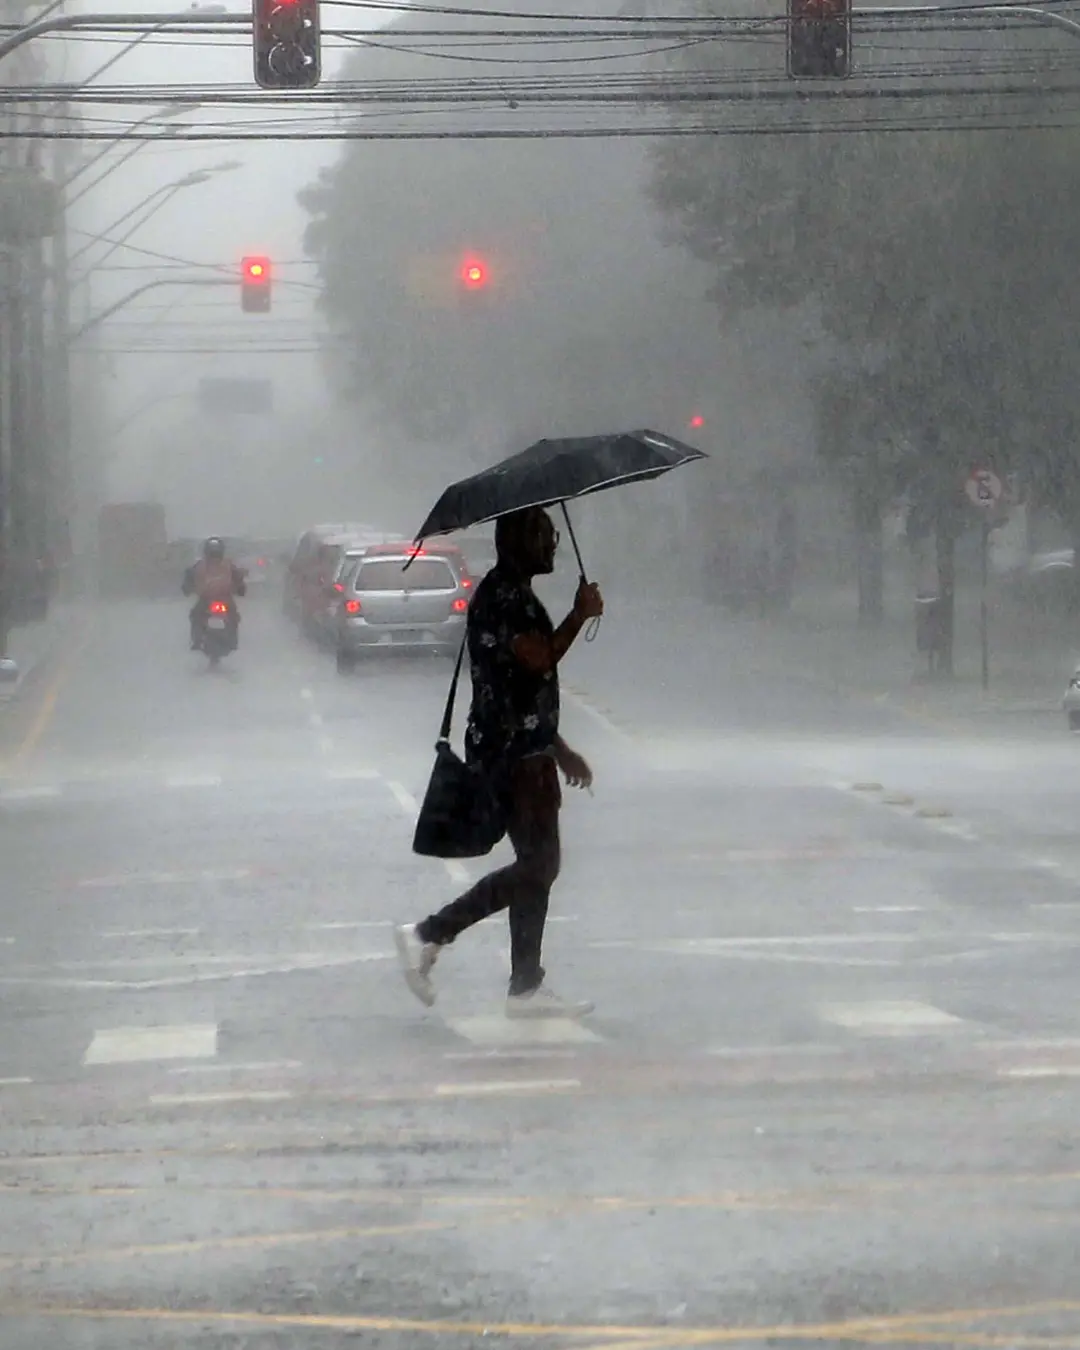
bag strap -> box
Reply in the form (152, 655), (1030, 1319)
(438, 638), (468, 744)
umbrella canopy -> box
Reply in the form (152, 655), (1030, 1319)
(414, 431), (707, 543)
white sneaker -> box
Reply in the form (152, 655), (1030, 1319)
(393, 924), (439, 1007)
(505, 985), (594, 1020)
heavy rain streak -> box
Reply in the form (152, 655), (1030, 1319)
(3, 0), (1080, 1342)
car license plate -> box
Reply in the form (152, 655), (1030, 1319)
(207, 618), (226, 630)
(393, 630), (422, 643)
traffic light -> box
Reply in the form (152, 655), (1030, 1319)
(787, 0), (850, 78)
(459, 257), (489, 291)
(253, 0), (320, 90)
(240, 256), (272, 312)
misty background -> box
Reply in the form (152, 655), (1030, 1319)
(49, 0), (827, 591)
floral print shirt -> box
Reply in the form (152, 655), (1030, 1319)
(464, 563), (559, 768)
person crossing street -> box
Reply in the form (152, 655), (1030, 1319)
(394, 505), (603, 1018)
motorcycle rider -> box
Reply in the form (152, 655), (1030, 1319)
(182, 537), (246, 650)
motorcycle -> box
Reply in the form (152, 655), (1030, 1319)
(196, 599), (239, 668)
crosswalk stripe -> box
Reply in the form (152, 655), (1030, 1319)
(819, 1001), (965, 1035)
(445, 1015), (601, 1047)
(435, 1078), (581, 1097)
(150, 1090), (294, 1106)
(1, 785), (61, 800)
(83, 1024), (218, 1066)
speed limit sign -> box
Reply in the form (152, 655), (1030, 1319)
(965, 468), (1003, 509)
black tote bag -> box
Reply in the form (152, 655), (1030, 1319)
(412, 642), (508, 859)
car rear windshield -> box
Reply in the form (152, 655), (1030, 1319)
(354, 559), (457, 592)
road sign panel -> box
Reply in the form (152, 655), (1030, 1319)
(965, 468), (1003, 508)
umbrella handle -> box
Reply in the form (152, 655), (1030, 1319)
(560, 502), (587, 581)
(560, 502), (600, 643)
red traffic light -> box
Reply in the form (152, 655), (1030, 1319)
(460, 258), (488, 289)
(240, 255), (272, 312)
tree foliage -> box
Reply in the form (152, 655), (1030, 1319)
(650, 114), (1080, 543)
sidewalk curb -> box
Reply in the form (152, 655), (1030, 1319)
(0, 615), (69, 712)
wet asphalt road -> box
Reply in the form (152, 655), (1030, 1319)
(2, 591), (1080, 1348)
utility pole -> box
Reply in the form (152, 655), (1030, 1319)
(0, 0), (57, 653)
(49, 99), (75, 596)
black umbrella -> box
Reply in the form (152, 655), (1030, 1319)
(413, 430), (707, 580)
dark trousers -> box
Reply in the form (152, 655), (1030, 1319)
(418, 754), (562, 996)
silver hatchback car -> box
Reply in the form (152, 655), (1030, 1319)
(334, 543), (474, 672)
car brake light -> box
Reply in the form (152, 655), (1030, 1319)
(461, 577), (473, 589)
(257, 557), (267, 567)
(452, 598), (468, 612)
(344, 599), (362, 615)
(209, 601), (228, 615)
(333, 582), (345, 593)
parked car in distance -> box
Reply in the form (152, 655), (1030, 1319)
(283, 524), (378, 632)
(307, 532), (402, 643)
(334, 542), (473, 672)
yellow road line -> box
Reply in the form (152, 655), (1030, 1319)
(8, 1299), (1080, 1342)
(0, 1214), (515, 1274)
(1, 624), (89, 772)
(5, 1170), (1080, 1213)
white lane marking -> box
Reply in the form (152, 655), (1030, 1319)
(562, 688), (634, 744)
(150, 1090), (294, 1106)
(0, 1077), (32, 1086)
(164, 773), (223, 789)
(596, 934), (916, 950)
(443, 1049), (579, 1061)
(325, 767), (380, 781)
(934, 822), (980, 842)
(35, 950), (379, 970)
(444, 860), (470, 884)
(820, 1001), (965, 1035)
(306, 921), (389, 930)
(82, 869), (249, 889)
(983, 1037), (1080, 1050)
(387, 780), (418, 815)
(999, 1066), (1080, 1080)
(300, 688), (314, 701)
(446, 1015), (601, 1046)
(102, 927), (200, 939)
(707, 1044), (844, 1059)
(434, 1078), (581, 1097)
(1, 785), (61, 800)
(0, 937), (13, 945)
(853, 906), (925, 914)
(167, 1060), (301, 1076)
(1, 952), (393, 992)
(83, 1023), (218, 1066)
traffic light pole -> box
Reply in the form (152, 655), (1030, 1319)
(69, 277), (232, 343)
(869, 3), (1080, 39)
(0, 12), (247, 64)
